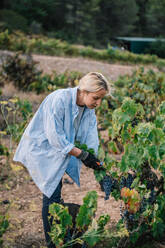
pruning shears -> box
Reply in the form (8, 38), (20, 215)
(96, 161), (104, 167)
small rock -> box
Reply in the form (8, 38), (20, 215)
(2, 199), (10, 204)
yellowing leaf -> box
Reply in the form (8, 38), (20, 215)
(10, 162), (23, 172)
(9, 98), (18, 103)
(0, 131), (7, 135)
(6, 107), (13, 112)
(0, 101), (8, 105)
(47, 84), (53, 90)
(74, 79), (79, 85)
(29, 201), (37, 212)
(5, 183), (11, 190)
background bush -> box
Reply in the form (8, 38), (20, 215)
(145, 40), (165, 59)
(0, 9), (28, 33)
(2, 52), (42, 91)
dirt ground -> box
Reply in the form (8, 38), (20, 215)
(0, 54), (160, 248)
(33, 54), (139, 81)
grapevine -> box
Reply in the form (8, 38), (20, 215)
(96, 97), (165, 245)
(49, 93), (165, 247)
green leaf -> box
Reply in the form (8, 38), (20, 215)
(97, 215), (110, 230)
(108, 141), (118, 153)
(76, 191), (97, 231)
(98, 145), (105, 160)
(94, 169), (106, 182)
(83, 229), (100, 247)
(159, 101), (165, 115)
(121, 98), (137, 117)
(148, 145), (158, 160)
(120, 157), (128, 172)
(129, 231), (140, 244)
(0, 215), (9, 238)
(159, 143), (165, 158)
(48, 203), (72, 246)
(121, 128), (130, 143)
(148, 127), (164, 144)
(152, 221), (165, 238)
(111, 189), (120, 201)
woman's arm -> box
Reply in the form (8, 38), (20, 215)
(43, 97), (75, 156)
(85, 112), (99, 154)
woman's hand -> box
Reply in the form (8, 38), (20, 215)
(68, 147), (82, 157)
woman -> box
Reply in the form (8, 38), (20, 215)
(13, 71), (110, 247)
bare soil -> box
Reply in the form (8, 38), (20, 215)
(0, 54), (161, 248)
(33, 54), (140, 81)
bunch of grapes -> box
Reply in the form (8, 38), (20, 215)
(101, 175), (114, 200)
(100, 173), (135, 200)
(120, 173), (135, 190)
(139, 189), (157, 213)
(120, 203), (136, 230)
(131, 118), (139, 127)
(120, 188), (141, 231)
(99, 175), (119, 200)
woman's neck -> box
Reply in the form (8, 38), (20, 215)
(76, 89), (85, 107)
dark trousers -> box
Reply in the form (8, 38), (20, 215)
(42, 179), (63, 248)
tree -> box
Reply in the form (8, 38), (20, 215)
(8, 0), (61, 31)
(0, 9), (28, 32)
(0, 0), (10, 10)
(64, 0), (100, 45)
(96, 0), (138, 45)
(3, 0), (140, 46)
(134, 0), (149, 36)
(146, 0), (165, 36)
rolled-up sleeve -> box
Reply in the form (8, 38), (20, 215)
(43, 97), (74, 155)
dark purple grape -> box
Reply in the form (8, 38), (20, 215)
(102, 175), (113, 200)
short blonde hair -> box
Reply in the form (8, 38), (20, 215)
(78, 72), (111, 95)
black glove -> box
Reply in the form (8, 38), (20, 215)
(77, 150), (104, 171)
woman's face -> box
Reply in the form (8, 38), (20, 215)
(84, 89), (107, 109)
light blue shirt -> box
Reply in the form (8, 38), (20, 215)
(13, 87), (99, 197)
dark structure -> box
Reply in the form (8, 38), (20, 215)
(116, 37), (165, 54)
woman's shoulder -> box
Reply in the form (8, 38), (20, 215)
(43, 87), (77, 109)
(45, 87), (74, 100)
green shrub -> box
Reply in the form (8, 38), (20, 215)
(49, 191), (109, 247)
(29, 70), (83, 94)
(0, 9), (28, 33)
(0, 30), (28, 52)
(0, 97), (33, 144)
(1, 50), (83, 93)
(0, 143), (9, 156)
(1, 30), (165, 69)
(0, 214), (9, 246)
(51, 70), (82, 88)
(97, 67), (165, 133)
(10, 37), (28, 53)
(113, 67), (165, 121)
(0, 29), (11, 49)
(2, 52), (42, 91)
(145, 40), (165, 59)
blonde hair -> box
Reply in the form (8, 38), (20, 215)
(78, 72), (111, 95)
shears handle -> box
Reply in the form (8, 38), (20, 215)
(96, 161), (104, 167)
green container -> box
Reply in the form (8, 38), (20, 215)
(116, 37), (165, 54)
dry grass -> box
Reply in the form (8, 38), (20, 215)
(2, 83), (46, 102)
